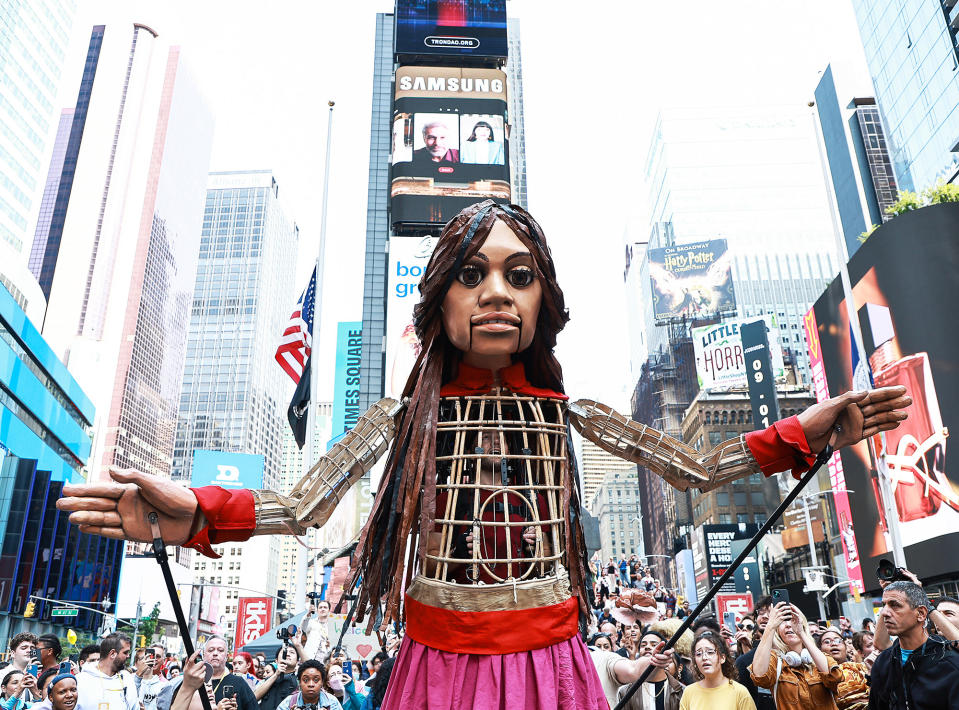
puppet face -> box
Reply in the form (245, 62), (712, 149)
(442, 219), (542, 370)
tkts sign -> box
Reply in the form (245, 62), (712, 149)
(235, 597), (273, 650)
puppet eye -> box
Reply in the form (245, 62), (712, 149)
(506, 267), (535, 288)
(456, 265), (484, 287)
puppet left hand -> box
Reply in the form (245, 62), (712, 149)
(797, 386), (910, 454)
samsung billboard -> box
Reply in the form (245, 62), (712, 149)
(391, 66), (510, 228)
(394, 0), (508, 60)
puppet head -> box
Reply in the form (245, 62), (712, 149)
(409, 200), (569, 392)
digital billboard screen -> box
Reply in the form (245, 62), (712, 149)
(385, 235), (437, 398)
(391, 66), (510, 228)
(191, 449), (265, 490)
(648, 240), (736, 323)
(807, 205), (959, 589)
(395, 0), (507, 59)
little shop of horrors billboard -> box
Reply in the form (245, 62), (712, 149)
(805, 204), (959, 590)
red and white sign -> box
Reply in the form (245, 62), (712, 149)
(804, 307), (866, 595)
(235, 597), (274, 650)
(715, 593), (753, 623)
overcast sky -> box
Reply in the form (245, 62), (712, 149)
(62, 0), (873, 408)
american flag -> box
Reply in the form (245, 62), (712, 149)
(275, 267), (316, 383)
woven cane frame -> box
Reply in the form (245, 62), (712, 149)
(428, 391), (568, 585)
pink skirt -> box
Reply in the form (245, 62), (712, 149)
(381, 634), (609, 710)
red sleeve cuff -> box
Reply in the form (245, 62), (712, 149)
(745, 415), (817, 480)
(184, 487), (256, 558)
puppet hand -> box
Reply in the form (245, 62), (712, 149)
(57, 468), (199, 544)
(797, 387), (910, 454)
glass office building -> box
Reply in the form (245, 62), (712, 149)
(39, 24), (214, 483)
(639, 106), (838, 383)
(851, 0), (959, 190)
(172, 171), (297, 643)
(0, 282), (122, 638)
(0, 0), (76, 257)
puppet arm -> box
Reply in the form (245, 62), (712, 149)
(251, 397), (405, 535)
(568, 399), (812, 491)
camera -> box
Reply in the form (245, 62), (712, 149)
(876, 558), (910, 583)
(276, 623), (298, 646)
(306, 592), (321, 600)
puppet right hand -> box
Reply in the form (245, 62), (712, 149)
(56, 467), (199, 544)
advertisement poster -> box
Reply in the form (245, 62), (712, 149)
(385, 235), (437, 398)
(190, 450), (264, 490)
(235, 597), (273, 650)
(716, 593), (753, 625)
(695, 524), (759, 600)
(693, 315), (785, 390)
(808, 207), (958, 588)
(332, 322), (362, 437)
(395, 0), (508, 59)
(391, 66), (510, 227)
(648, 240), (737, 322)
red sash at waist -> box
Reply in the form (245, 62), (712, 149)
(404, 593), (579, 655)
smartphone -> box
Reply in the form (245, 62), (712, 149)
(58, 661), (72, 674)
(723, 611), (737, 633)
(772, 588), (790, 606)
(32, 648), (43, 662)
(222, 685), (234, 699)
(27, 664), (39, 677)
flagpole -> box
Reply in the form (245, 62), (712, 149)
(296, 101), (335, 614)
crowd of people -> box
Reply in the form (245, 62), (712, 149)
(2, 572), (958, 710)
(0, 602), (399, 710)
(586, 566), (959, 709)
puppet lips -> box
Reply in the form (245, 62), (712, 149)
(472, 313), (521, 332)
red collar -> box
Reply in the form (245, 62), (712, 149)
(440, 361), (568, 400)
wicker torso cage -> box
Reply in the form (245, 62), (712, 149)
(409, 388), (573, 611)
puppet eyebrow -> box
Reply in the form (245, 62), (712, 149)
(505, 251), (532, 263)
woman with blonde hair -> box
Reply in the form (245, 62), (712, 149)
(750, 602), (840, 709)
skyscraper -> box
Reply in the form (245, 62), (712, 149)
(813, 65), (898, 256)
(626, 106), (841, 582)
(506, 18), (528, 209)
(581, 439), (638, 517)
(175, 170), (298, 643)
(358, 12), (394, 414)
(850, 0), (959, 190)
(359, 12), (528, 410)
(0, 0), (77, 317)
(39, 23), (214, 482)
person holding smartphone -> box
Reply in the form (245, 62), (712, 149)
(750, 602), (840, 709)
(0, 635), (39, 688)
(1, 671), (35, 710)
(252, 646), (296, 710)
(133, 649), (169, 710)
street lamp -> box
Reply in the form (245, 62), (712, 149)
(798, 489), (854, 620)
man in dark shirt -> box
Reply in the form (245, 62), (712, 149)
(411, 121), (459, 166)
(254, 646), (298, 710)
(736, 596), (775, 710)
(869, 581), (959, 709)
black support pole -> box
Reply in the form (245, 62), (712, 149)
(149, 512), (214, 710)
(613, 445), (834, 710)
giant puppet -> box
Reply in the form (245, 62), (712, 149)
(58, 201), (909, 708)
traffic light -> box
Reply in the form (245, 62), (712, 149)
(277, 589), (287, 612)
(24, 600), (36, 617)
